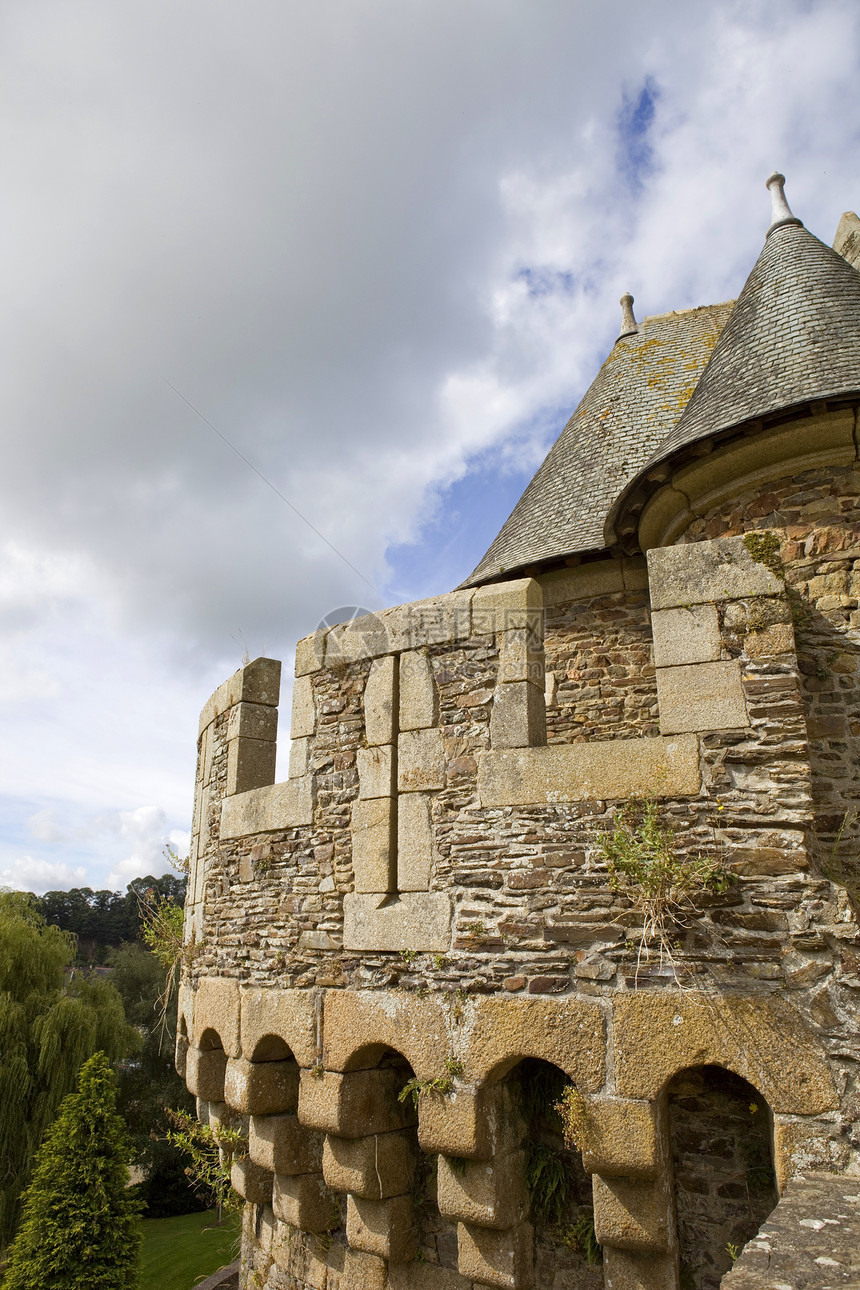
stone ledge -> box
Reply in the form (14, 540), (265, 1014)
(239, 986), (317, 1067)
(294, 630), (327, 677)
(671, 410), (857, 529)
(437, 1149), (527, 1228)
(592, 1173), (672, 1252)
(772, 1116), (849, 1192)
(226, 736), (277, 796)
(601, 1248), (676, 1290)
(220, 777), (313, 838)
(324, 591), (474, 665)
(613, 993), (838, 1114)
(192, 976), (241, 1055)
(648, 534), (783, 610)
(651, 604), (720, 668)
(321, 990), (449, 1078)
(638, 410), (857, 550)
(721, 1172), (860, 1289)
(477, 734), (700, 806)
(343, 892), (452, 951)
(457, 1219), (533, 1290)
(656, 659), (748, 734)
(538, 558), (623, 605)
(191, 1262), (239, 1290)
(457, 995), (605, 1090)
(291, 675), (316, 739)
(315, 579), (546, 668)
(580, 1098), (659, 1179)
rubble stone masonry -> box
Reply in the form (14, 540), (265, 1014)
(179, 503), (860, 1290)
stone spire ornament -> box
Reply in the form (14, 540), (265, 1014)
(617, 292), (638, 340)
(766, 171), (802, 234)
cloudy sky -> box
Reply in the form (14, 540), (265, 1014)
(2, 0), (859, 894)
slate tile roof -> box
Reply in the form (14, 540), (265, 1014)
(465, 212), (860, 589)
(463, 301), (735, 586)
(646, 221), (860, 467)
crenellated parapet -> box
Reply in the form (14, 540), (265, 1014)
(187, 534), (818, 965)
(179, 528), (860, 1290)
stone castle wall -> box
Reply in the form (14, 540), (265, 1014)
(543, 560), (658, 744)
(178, 410), (860, 1290)
(680, 455), (860, 889)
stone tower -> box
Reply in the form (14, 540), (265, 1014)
(177, 176), (860, 1290)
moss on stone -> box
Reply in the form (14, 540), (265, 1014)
(742, 530), (785, 580)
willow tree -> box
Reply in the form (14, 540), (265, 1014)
(0, 892), (137, 1251)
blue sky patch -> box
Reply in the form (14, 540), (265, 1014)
(384, 403), (573, 604)
(516, 266), (578, 297)
(617, 76), (660, 187)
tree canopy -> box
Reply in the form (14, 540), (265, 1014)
(36, 873), (187, 961)
(0, 893), (138, 1251)
(3, 1051), (143, 1289)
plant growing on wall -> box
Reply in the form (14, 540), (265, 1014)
(398, 1057), (464, 1108)
(557, 1212), (603, 1266)
(165, 1107), (246, 1225)
(138, 851), (196, 1035)
(555, 1084), (591, 1153)
(525, 1142), (569, 1226)
(517, 1061), (602, 1266)
(596, 798), (730, 979)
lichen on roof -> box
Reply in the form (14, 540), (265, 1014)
(463, 300), (735, 586)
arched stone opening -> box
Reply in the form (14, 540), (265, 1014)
(510, 1057), (602, 1288)
(240, 1032), (326, 1239)
(307, 1045), (418, 1265)
(667, 1064), (778, 1290)
(250, 1033), (294, 1063)
(225, 1032), (301, 1117)
(330, 1045), (461, 1270)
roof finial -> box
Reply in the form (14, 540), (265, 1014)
(766, 171), (802, 234)
(617, 292), (638, 340)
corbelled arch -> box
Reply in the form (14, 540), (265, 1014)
(612, 992), (837, 1116)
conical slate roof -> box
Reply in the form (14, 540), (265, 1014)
(647, 219), (860, 467)
(463, 300), (735, 586)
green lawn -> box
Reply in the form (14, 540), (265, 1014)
(140, 1209), (241, 1290)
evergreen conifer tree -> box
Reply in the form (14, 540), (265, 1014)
(4, 1051), (143, 1289)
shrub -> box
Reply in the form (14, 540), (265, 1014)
(597, 798), (730, 974)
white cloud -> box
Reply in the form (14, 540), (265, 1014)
(27, 809), (68, 844)
(1, 0), (859, 891)
(1, 857), (88, 895)
(103, 808), (191, 890)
